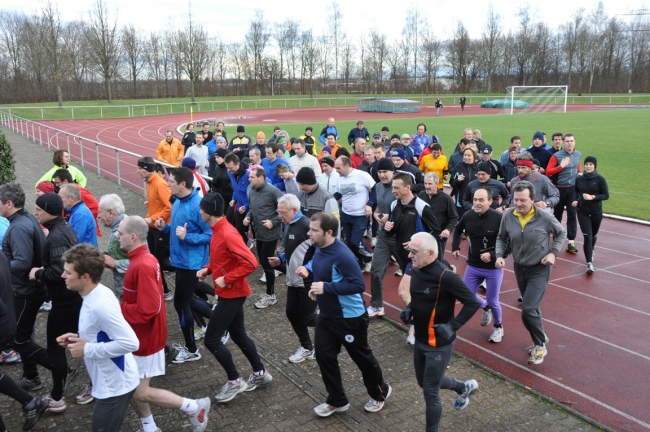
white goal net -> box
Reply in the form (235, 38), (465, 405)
(504, 85), (568, 115)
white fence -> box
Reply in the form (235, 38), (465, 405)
(3, 95), (649, 120)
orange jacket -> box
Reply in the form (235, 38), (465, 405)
(145, 174), (172, 226)
(317, 143), (341, 163)
(156, 138), (184, 167)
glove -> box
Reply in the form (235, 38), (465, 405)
(400, 304), (413, 325)
(433, 323), (455, 341)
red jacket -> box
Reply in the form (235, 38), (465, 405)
(205, 217), (258, 299)
(120, 245), (167, 356)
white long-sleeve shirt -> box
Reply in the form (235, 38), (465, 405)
(80, 283), (140, 399)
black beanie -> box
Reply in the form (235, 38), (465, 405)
(296, 167), (317, 185)
(584, 156), (597, 168)
(200, 192), (224, 217)
(477, 161), (492, 174)
(35, 193), (63, 216)
(376, 157), (395, 172)
(390, 133), (400, 140)
(216, 148), (228, 158)
(321, 157), (335, 168)
(236, 125), (245, 133)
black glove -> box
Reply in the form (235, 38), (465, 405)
(433, 323), (455, 341)
(400, 304), (413, 325)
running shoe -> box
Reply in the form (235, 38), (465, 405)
(247, 239), (256, 249)
(45, 395), (67, 413)
(245, 370), (273, 391)
(363, 262), (372, 273)
(22, 396), (48, 431)
(488, 327), (504, 343)
(221, 331), (230, 345)
(18, 376), (43, 391)
(313, 403), (350, 418)
(394, 268), (403, 276)
(215, 379), (248, 403)
(528, 345), (548, 365)
(172, 345), (201, 364)
(517, 297), (523, 303)
(371, 237), (377, 248)
(39, 301), (52, 312)
(194, 326), (207, 341)
(586, 262), (594, 274)
(254, 294), (277, 309)
(566, 241), (578, 254)
(478, 281), (487, 291)
(453, 379), (478, 410)
(364, 384), (392, 413)
(259, 270), (282, 282)
(75, 383), (94, 405)
(164, 291), (174, 301)
(480, 309), (492, 326)
(0, 349), (21, 363)
(527, 335), (550, 354)
(289, 347), (315, 363)
(449, 264), (457, 273)
(367, 306), (385, 317)
(188, 397), (211, 432)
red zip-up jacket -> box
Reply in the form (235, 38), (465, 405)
(120, 245), (167, 356)
(205, 217), (258, 299)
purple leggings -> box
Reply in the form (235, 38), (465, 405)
(463, 265), (504, 326)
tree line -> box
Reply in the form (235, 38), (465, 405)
(0, 0), (648, 105)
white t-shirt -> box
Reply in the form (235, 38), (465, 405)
(185, 145), (209, 175)
(79, 283), (140, 399)
(336, 169), (375, 216)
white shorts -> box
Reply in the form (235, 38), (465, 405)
(134, 348), (166, 379)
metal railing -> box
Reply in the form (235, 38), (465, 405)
(0, 110), (177, 196)
(3, 94), (649, 120)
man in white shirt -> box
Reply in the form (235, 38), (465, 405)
(185, 132), (209, 176)
(317, 157), (339, 195)
(334, 156), (375, 271)
(289, 139), (322, 178)
(57, 244), (140, 432)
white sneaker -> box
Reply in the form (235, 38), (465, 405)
(367, 306), (385, 317)
(363, 262), (372, 273)
(274, 270), (282, 277)
(289, 346), (315, 363)
(394, 268), (403, 276)
(221, 331), (230, 344)
(488, 326), (504, 343)
(259, 273), (266, 282)
(255, 294), (277, 309)
(194, 326), (207, 340)
(314, 403), (350, 417)
(406, 325), (415, 345)
(39, 301), (52, 312)
(172, 345), (201, 364)
(247, 239), (255, 249)
(479, 281), (487, 291)
(371, 237), (377, 248)
(365, 228), (372, 238)
(480, 309), (492, 326)
(586, 262), (594, 274)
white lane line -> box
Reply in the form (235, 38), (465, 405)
(598, 228), (650, 241)
(457, 337), (650, 430)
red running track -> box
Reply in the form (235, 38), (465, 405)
(12, 103), (650, 431)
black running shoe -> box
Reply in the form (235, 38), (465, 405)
(23, 396), (48, 431)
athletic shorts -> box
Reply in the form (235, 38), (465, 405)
(134, 348), (165, 379)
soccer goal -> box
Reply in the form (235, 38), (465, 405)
(505, 85), (568, 115)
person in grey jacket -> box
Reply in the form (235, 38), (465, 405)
(98, 194), (129, 299)
(268, 194), (317, 364)
(244, 167), (283, 309)
(495, 181), (566, 366)
(509, 153), (559, 213)
(295, 167), (340, 220)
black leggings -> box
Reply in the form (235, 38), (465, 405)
(226, 205), (248, 245)
(256, 240), (277, 295)
(286, 286), (318, 350)
(174, 269), (199, 352)
(13, 296), (46, 381)
(0, 371), (34, 430)
(147, 226), (172, 294)
(192, 282), (215, 328)
(15, 301), (81, 400)
(203, 297), (264, 381)
(554, 186), (578, 241)
(577, 211), (603, 264)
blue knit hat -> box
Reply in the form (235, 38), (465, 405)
(533, 131), (544, 142)
(391, 148), (407, 160)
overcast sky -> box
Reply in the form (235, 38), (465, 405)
(3, 0), (646, 43)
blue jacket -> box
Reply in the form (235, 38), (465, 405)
(261, 157), (288, 191)
(68, 202), (98, 246)
(347, 127), (369, 145)
(205, 139), (217, 159)
(162, 189), (211, 270)
(319, 125), (339, 145)
(227, 161), (251, 212)
(410, 133), (429, 158)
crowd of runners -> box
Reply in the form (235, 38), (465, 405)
(0, 117), (610, 432)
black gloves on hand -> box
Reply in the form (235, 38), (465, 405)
(400, 304), (413, 325)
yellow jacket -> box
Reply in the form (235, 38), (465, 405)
(156, 138), (184, 166)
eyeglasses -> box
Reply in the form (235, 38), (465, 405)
(276, 210), (290, 215)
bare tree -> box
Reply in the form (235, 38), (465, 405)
(0, 11), (27, 102)
(175, 14), (209, 102)
(481, 3), (502, 92)
(86, 0), (121, 103)
(300, 30), (318, 98)
(212, 37), (228, 96)
(420, 30), (442, 94)
(317, 35), (331, 93)
(121, 24), (144, 98)
(327, 2), (343, 92)
(245, 10), (270, 95)
(385, 42), (403, 92)
(512, 7), (535, 85)
(228, 42), (246, 96)
(64, 21), (90, 100)
(367, 30), (388, 93)
(341, 41), (356, 94)
(41, 2), (69, 107)
(275, 20), (299, 95)
(447, 21), (473, 91)
(402, 5), (421, 89)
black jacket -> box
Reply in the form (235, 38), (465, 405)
(449, 162), (478, 204)
(452, 209), (502, 269)
(418, 191), (459, 233)
(0, 252), (16, 350)
(35, 217), (82, 306)
(2, 209), (47, 298)
(347, 127), (369, 145)
(209, 159), (233, 202)
(575, 171), (609, 215)
(463, 178), (511, 211)
(181, 131), (196, 152)
(389, 196), (441, 267)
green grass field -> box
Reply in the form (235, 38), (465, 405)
(2, 93), (649, 121)
(224, 109), (649, 220)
